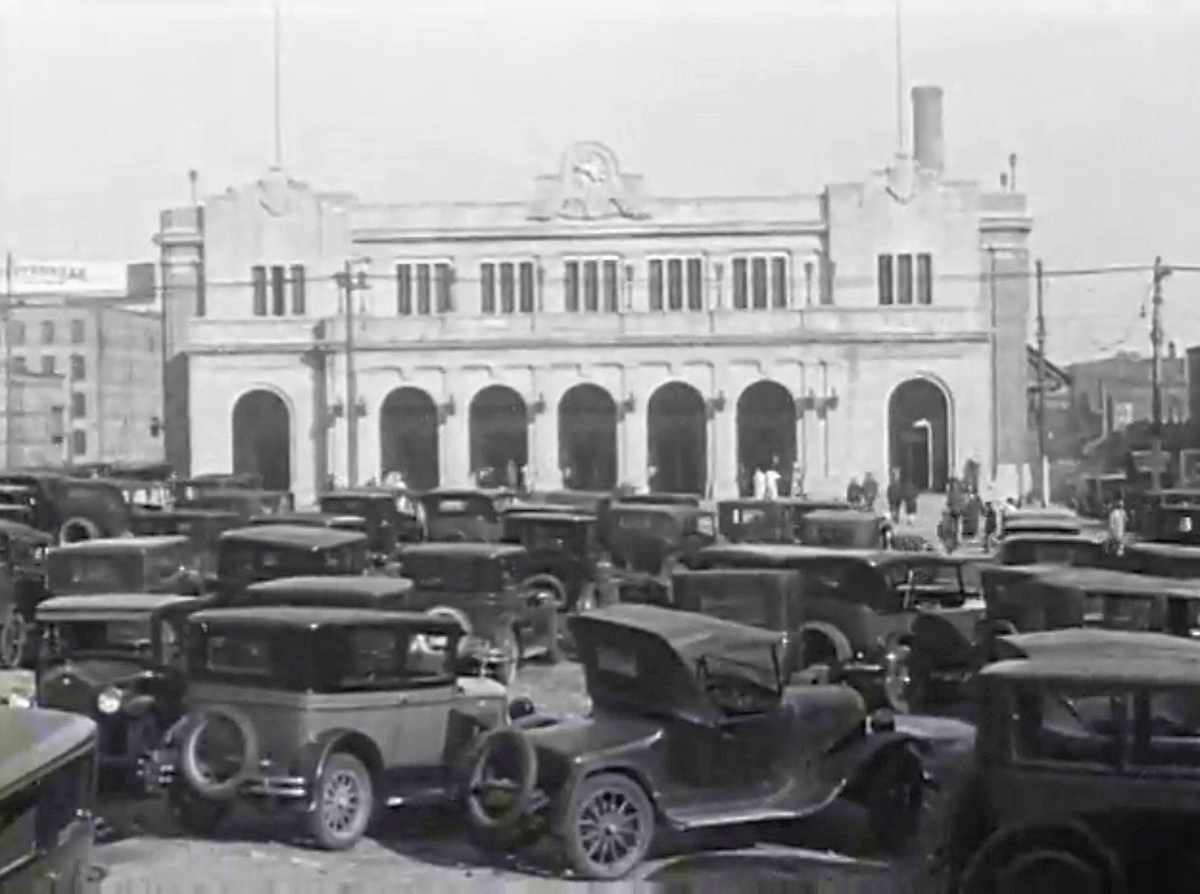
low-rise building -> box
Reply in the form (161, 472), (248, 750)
(0, 366), (67, 467)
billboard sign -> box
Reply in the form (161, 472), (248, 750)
(5, 259), (135, 297)
(1132, 449), (1170, 474)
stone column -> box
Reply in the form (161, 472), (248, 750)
(621, 401), (648, 492)
(441, 398), (470, 488)
(357, 403), (380, 486)
(711, 399), (738, 499)
(528, 396), (559, 492)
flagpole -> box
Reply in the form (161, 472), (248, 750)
(4, 251), (12, 468)
(895, 0), (906, 153)
(273, 0), (283, 168)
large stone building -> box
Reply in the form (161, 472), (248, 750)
(157, 86), (1033, 506)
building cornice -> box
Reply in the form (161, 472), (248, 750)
(352, 220), (828, 245)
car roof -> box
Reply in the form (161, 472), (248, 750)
(0, 707), (96, 796)
(190, 604), (460, 632)
(983, 628), (1200, 687)
(421, 488), (513, 499)
(400, 542), (526, 559)
(36, 593), (205, 617)
(51, 535), (190, 554)
(320, 489), (396, 499)
(608, 501), (708, 517)
(1127, 542), (1200, 559)
(0, 520), (52, 543)
(503, 508), (594, 523)
(694, 543), (881, 563)
(245, 575), (414, 598)
(802, 508), (878, 522)
(1024, 565), (1200, 599)
(219, 525), (367, 549)
(149, 508), (240, 521)
(1001, 531), (1100, 544)
(573, 603), (782, 664)
(249, 512), (362, 525)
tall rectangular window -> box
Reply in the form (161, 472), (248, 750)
(416, 265), (431, 315)
(916, 253), (933, 305)
(397, 265), (413, 315)
(71, 392), (86, 419)
(252, 266), (267, 315)
(72, 430), (86, 457)
(519, 262), (535, 313)
(648, 260), (664, 311)
(897, 254), (914, 305)
(751, 257), (768, 309)
(70, 320), (85, 344)
(434, 262), (453, 313)
(270, 265), (286, 316)
(732, 258), (749, 309)
(41, 356), (55, 375)
(290, 265), (306, 315)
(666, 259), (683, 311)
(70, 354), (85, 381)
(196, 263), (206, 317)
(686, 259), (703, 310)
(771, 257), (788, 308)
(877, 255), (894, 306)
(602, 260), (619, 312)
(564, 261), (580, 312)
(480, 264), (496, 313)
(583, 261), (599, 312)
(500, 263), (516, 314)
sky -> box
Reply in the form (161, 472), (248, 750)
(2, 0), (1200, 362)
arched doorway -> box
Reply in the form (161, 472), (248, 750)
(888, 377), (950, 493)
(231, 389), (291, 492)
(470, 385), (528, 488)
(737, 380), (797, 496)
(558, 384), (618, 491)
(380, 387), (439, 490)
(647, 382), (707, 496)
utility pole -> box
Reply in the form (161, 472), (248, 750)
(1150, 256), (1171, 492)
(336, 261), (369, 488)
(1035, 259), (1048, 506)
(3, 252), (12, 469)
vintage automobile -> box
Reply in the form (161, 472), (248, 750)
(0, 520), (54, 668)
(130, 508), (242, 582)
(0, 470), (132, 543)
(500, 507), (617, 613)
(418, 489), (516, 542)
(526, 490), (615, 515)
(106, 477), (172, 512)
(1123, 540), (1200, 578)
(397, 543), (560, 683)
(318, 488), (425, 555)
(679, 544), (984, 711)
(994, 531), (1109, 568)
(141, 605), (532, 849)
(1000, 507), (1083, 538)
(0, 705), (99, 893)
(247, 511), (367, 534)
(461, 604), (936, 880)
(33, 593), (208, 782)
(177, 487), (294, 521)
(716, 498), (851, 545)
(605, 502), (717, 606)
(796, 508), (907, 550)
(938, 628), (1200, 892)
(214, 526), (369, 596)
(1138, 500), (1200, 545)
(169, 473), (262, 503)
(47, 536), (204, 599)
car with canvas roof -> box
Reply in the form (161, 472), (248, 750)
(418, 488), (516, 543)
(500, 506), (617, 614)
(47, 536), (204, 599)
(318, 487), (425, 555)
(213, 525), (369, 596)
(604, 501), (717, 606)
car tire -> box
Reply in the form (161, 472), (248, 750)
(562, 772), (655, 880)
(519, 574), (568, 612)
(0, 605), (26, 670)
(307, 752), (374, 851)
(167, 781), (231, 837)
(178, 706), (259, 801)
(463, 727), (538, 834)
(865, 746), (926, 855)
(959, 823), (1126, 894)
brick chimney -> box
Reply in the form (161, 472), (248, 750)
(912, 86), (945, 175)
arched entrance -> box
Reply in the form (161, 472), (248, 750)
(380, 387), (439, 490)
(737, 380), (797, 496)
(647, 382), (707, 496)
(888, 377), (950, 493)
(231, 389), (291, 492)
(470, 385), (528, 488)
(558, 384), (618, 491)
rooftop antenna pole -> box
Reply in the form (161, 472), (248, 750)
(273, 0), (283, 169)
(895, 0), (906, 154)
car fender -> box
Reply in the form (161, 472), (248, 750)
(548, 758), (663, 835)
(293, 729), (385, 811)
(835, 729), (924, 799)
(800, 622), (854, 665)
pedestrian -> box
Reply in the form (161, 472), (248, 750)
(902, 477), (919, 525)
(1107, 498), (1127, 554)
(938, 507), (959, 553)
(946, 477), (966, 543)
(764, 464), (781, 500)
(983, 499), (998, 551)
(862, 472), (879, 512)
(792, 461), (805, 497)
(752, 467), (767, 499)
(846, 478), (862, 507)
(886, 469), (903, 523)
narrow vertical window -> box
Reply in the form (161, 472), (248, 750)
(751, 257), (768, 309)
(519, 262), (535, 313)
(602, 260), (618, 312)
(290, 264), (306, 315)
(583, 261), (599, 312)
(564, 261), (580, 312)
(770, 257), (787, 308)
(897, 254), (914, 305)
(500, 263), (516, 314)
(877, 255), (894, 306)
(397, 265), (412, 315)
(648, 260), (664, 311)
(480, 263), (496, 314)
(732, 258), (748, 309)
(252, 266), (267, 316)
(917, 253), (933, 305)
(686, 259), (703, 311)
(196, 263), (206, 317)
(416, 264), (431, 315)
(434, 263), (453, 313)
(666, 259), (683, 311)
(270, 265), (286, 316)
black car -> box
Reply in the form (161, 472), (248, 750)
(318, 488), (424, 555)
(500, 507), (616, 612)
(214, 526), (370, 597)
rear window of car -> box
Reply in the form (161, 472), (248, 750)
(610, 510), (677, 539)
(428, 496), (495, 518)
(403, 555), (503, 590)
(48, 552), (142, 594)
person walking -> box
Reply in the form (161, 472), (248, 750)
(791, 461), (805, 497)
(886, 469), (903, 524)
(862, 472), (879, 512)
(1107, 498), (1127, 556)
(752, 467), (767, 499)
(846, 478), (862, 507)
(902, 477), (919, 525)
(764, 461), (781, 500)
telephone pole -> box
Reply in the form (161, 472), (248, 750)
(2, 251), (11, 469)
(1150, 256), (1171, 492)
(336, 261), (369, 488)
(1035, 259), (1048, 506)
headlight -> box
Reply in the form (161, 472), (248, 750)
(96, 688), (122, 715)
(5, 693), (33, 709)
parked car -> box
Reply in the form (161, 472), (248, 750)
(500, 507), (617, 612)
(142, 605), (530, 848)
(169, 473), (262, 503)
(1000, 507), (1083, 538)
(0, 470), (132, 543)
(130, 508), (242, 583)
(462, 604), (938, 880)
(605, 502), (717, 605)
(47, 536), (204, 600)
(0, 520), (54, 668)
(318, 488), (425, 554)
(0, 705), (98, 892)
(213, 526), (369, 597)
(418, 489), (516, 542)
(397, 543), (560, 683)
(797, 509), (896, 550)
(1139, 500), (1200, 545)
(680, 544), (984, 711)
(1124, 541), (1200, 577)
(994, 532), (1109, 568)
(939, 627), (1200, 892)
(247, 512), (366, 534)
(716, 498), (851, 545)
(33, 593), (208, 783)
(177, 488), (294, 521)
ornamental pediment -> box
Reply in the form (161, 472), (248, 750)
(527, 142), (651, 222)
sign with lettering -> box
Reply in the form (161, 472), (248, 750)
(1132, 449), (1169, 473)
(6, 259), (133, 296)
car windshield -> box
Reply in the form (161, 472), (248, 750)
(696, 649), (781, 715)
(427, 496), (495, 520)
(1081, 592), (1155, 630)
(1004, 540), (1101, 566)
(320, 497), (376, 520)
(507, 519), (583, 552)
(47, 553), (142, 593)
(218, 543), (364, 582)
(609, 510), (678, 540)
(402, 554), (509, 591)
(50, 618), (154, 655)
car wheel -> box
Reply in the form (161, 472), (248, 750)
(307, 752), (374, 851)
(993, 849), (1106, 894)
(959, 823), (1126, 894)
(0, 605), (26, 670)
(463, 727), (538, 834)
(490, 627), (521, 686)
(562, 772), (655, 880)
(178, 707), (258, 801)
(865, 746), (925, 854)
(167, 782), (231, 837)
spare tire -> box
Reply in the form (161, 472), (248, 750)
(518, 575), (568, 611)
(178, 706), (259, 801)
(425, 606), (472, 637)
(59, 517), (101, 545)
(463, 727), (537, 833)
